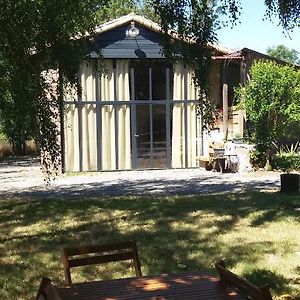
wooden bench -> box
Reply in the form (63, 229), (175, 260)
(62, 240), (142, 285)
(215, 260), (273, 300)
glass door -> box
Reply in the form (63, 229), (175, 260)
(130, 60), (170, 169)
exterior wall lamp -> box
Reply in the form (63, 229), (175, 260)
(126, 21), (139, 38)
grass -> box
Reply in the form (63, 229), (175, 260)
(0, 192), (299, 299)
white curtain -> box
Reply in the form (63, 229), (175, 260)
(64, 103), (80, 171)
(64, 62), (97, 172)
(64, 60), (131, 172)
(172, 63), (200, 168)
(100, 61), (116, 170)
(116, 61), (131, 169)
(81, 63), (97, 171)
(100, 60), (131, 170)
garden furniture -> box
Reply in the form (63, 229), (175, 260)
(215, 260), (273, 300)
(61, 240), (142, 286)
(49, 271), (247, 299)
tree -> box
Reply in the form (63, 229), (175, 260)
(0, 0), (299, 178)
(0, 0), (155, 160)
(236, 61), (300, 167)
(0, 62), (37, 155)
(267, 45), (300, 64)
(0, 0), (104, 175)
(96, 0), (159, 23)
(97, 0), (140, 21)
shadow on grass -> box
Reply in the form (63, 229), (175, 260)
(242, 269), (289, 294)
(0, 191), (299, 299)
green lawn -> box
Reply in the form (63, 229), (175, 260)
(0, 192), (299, 299)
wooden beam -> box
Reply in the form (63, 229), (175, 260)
(222, 84), (228, 141)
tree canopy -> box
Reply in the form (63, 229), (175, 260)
(0, 0), (299, 178)
(97, 0), (159, 23)
(0, 0), (103, 177)
(267, 45), (300, 64)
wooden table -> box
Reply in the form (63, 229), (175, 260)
(55, 271), (246, 300)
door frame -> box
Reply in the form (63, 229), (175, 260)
(129, 61), (172, 169)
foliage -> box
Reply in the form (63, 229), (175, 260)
(96, 0), (159, 23)
(249, 149), (267, 169)
(97, 0), (137, 21)
(0, 55), (38, 155)
(0, 0), (103, 178)
(0, 193), (299, 299)
(272, 153), (300, 173)
(267, 44), (300, 64)
(197, 101), (222, 130)
(153, 1), (217, 88)
(0, 0), (157, 178)
(271, 142), (300, 172)
(262, 0), (300, 30)
(278, 141), (300, 156)
(152, 0), (221, 128)
(236, 61), (300, 166)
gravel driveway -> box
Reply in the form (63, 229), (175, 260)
(0, 157), (281, 198)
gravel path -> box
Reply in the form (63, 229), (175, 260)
(0, 157), (281, 198)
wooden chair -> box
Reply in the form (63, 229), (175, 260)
(62, 240), (142, 285)
(36, 277), (62, 300)
(215, 260), (273, 300)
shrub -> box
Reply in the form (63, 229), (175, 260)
(236, 61), (300, 167)
(250, 149), (267, 169)
(272, 154), (300, 172)
(271, 142), (300, 172)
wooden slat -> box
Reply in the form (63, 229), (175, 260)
(215, 261), (273, 300)
(68, 251), (134, 268)
(44, 282), (63, 300)
(36, 277), (62, 300)
(65, 240), (136, 256)
(222, 83), (229, 140)
(62, 240), (142, 285)
(36, 277), (51, 300)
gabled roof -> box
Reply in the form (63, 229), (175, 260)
(94, 13), (233, 55)
(212, 47), (300, 68)
(95, 13), (162, 35)
(241, 48), (300, 68)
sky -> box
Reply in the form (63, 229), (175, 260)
(216, 0), (300, 54)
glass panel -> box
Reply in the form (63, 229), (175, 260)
(152, 105), (167, 168)
(136, 105), (151, 168)
(152, 63), (167, 100)
(131, 60), (169, 101)
(134, 61), (149, 100)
